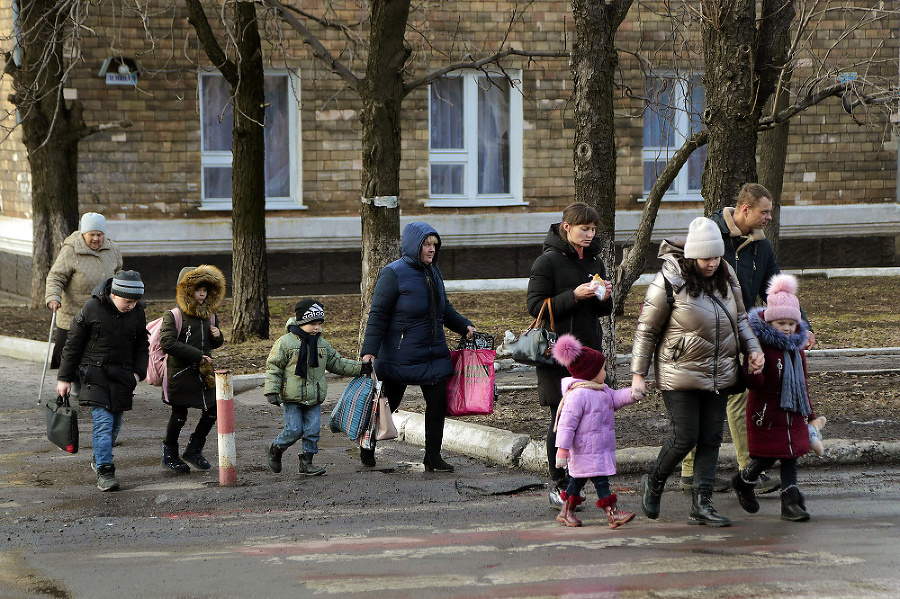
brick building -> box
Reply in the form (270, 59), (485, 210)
(1, 1), (898, 298)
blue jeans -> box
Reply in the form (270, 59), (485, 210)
(652, 390), (727, 491)
(273, 403), (321, 455)
(92, 406), (124, 467)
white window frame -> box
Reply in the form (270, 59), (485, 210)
(427, 70), (524, 207)
(198, 70), (303, 211)
(642, 73), (706, 202)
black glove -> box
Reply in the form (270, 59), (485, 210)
(265, 393), (282, 406)
(360, 361), (373, 376)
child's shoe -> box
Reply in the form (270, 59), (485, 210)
(267, 444), (284, 473)
(96, 464), (120, 492)
(555, 492), (583, 527)
(162, 443), (190, 473)
(299, 452), (326, 476)
(597, 494), (635, 529)
(182, 435), (211, 470)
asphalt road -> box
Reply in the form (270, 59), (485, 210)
(3, 355), (900, 598)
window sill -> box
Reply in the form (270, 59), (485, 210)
(425, 197), (527, 208)
(198, 199), (307, 211)
(638, 193), (703, 203)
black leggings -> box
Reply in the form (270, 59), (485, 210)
(164, 404), (217, 447)
(381, 379), (448, 454)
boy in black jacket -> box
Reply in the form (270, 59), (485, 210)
(57, 270), (150, 492)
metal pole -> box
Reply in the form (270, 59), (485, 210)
(38, 312), (57, 406)
(215, 369), (236, 486)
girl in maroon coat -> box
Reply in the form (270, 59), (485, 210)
(731, 274), (819, 522)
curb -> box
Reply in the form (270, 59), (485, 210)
(6, 334), (899, 474)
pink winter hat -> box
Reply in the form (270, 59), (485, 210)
(551, 334), (606, 381)
(764, 274), (801, 323)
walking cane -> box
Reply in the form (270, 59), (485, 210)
(38, 312), (56, 406)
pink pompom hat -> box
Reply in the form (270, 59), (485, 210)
(764, 273), (801, 323)
(551, 334), (606, 381)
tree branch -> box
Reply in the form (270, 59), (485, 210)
(185, 0), (238, 84)
(260, 0), (361, 89)
(405, 48), (568, 92)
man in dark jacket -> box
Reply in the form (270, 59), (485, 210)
(681, 183), (815, 494)
(57, 271), (149, 492)
(527, 202), (614, 507)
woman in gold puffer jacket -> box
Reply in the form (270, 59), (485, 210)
(631, 218), (764, 528)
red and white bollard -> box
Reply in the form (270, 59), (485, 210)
(215, 369), (237, 486)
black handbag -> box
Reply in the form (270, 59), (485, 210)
(46, 394), (79, 454)
(511, 298), (559, 367)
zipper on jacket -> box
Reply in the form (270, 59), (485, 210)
(397, 327), (407, 350)
(786, 412), (794, 457)
(712, 294), (721, 393)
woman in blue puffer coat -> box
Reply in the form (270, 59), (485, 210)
(361, 222), (476, 472)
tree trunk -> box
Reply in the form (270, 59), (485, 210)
(229, 1), (269, 342)
(757, 0), (796, 257)
(700, 0), (760, 214)
(570, 0), (633, 383)
(357, 0), (411, 346)
(12, 0), (83, 308)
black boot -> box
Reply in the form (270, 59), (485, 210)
(182, 435), (211, 470)
(162, 443), (190, 473)
(299, 452), (326, 476)
(641, 473), (666, 519)
(267, 444), (284, 473)
(689, 489), (732, 527)
(780, 485), (810, 522)
(731, 472), (760, 513)
(423, 452), (454, 473)
(360, 446), (376, 467)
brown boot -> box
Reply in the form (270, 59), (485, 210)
(555, 492), (583, 527)
(597, 493), (635, 529)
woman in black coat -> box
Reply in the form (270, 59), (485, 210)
(361, 222), (476, 472)
(526, 202), (613, 507)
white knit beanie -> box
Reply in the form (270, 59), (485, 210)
(683, 217), (725, 259)
(79, 212), (106, 234)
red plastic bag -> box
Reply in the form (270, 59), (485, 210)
(446, 348), (496, 416)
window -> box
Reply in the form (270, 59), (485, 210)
(642, 74), (706, 200)
(199, 72), (302, 210)
(428, 72), (523, 206)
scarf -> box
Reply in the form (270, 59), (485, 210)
(288, 326), (319, 379)
(780, 348), (811, 417)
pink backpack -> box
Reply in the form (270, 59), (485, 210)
(146, 308), (183, 387)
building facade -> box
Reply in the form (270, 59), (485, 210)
(1, 1), (898, 297)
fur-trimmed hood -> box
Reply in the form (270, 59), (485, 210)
(721, 207), (766, 253)
(748, 307), (809, 351)
(176, 265), (226, 319)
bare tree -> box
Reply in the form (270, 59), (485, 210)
(3, 0), (129, 308)
(263, 0), (566, 340)
(185, 0), (269, 342)
(612, 0), (899, 313)
(570, 0), (635, 381)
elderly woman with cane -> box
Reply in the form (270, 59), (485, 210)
(45, 213), (123, 370)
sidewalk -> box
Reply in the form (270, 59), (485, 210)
(7, 331), (899, 477)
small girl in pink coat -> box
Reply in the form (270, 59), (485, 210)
(552, 334), (641, 528)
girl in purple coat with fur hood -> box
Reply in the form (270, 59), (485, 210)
(552, 334), (641, 528)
